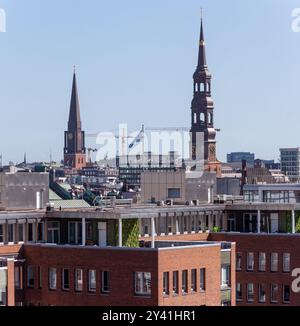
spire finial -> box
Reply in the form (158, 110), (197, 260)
(73, 65), (76, 74)
(200, 7), (203, 20)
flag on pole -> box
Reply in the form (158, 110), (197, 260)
(129, 126), (144, 149)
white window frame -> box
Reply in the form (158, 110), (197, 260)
(7, 223), (15, 244)
(134, 272), (151, 297)
(247, 283), (254, 303)
(68, 222), (82, 245)
(247, 252), (254, 271)
(258, 252), (266, 272)
(88, 270), (96, 293)
(75, 269), (83, 292)
(47, 222), (60, 244)
(258, 284), (266, 303)
(221, 265), (230, 288)
(18, 223), (25, 243)
(271, 253), (278, 272)
(236, 253), (242, 271)
(283, 253), (290, 272)
(49, 268), (57, 290)
(236, 283), (242, 301)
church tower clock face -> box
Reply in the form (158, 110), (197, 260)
(68, 133), (73, 140)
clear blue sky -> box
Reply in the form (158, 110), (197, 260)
(0, 0), (299, 164)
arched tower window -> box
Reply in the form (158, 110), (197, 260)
(200, 83), (205, 92)
(200, 113), (205, 123)
(207, 83), (210, 93)
(193, 113), (197, 124)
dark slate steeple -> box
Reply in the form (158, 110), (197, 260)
(68, 68), (82, 131)
(64, 68), (86, 169)
(197, 17), (207, 70)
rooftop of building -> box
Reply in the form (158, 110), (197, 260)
(23, 240), (232, 251)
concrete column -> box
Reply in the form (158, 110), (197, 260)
(175, 216), (180, 234)
(257, 210), (261, 234)
(151, 217), (156, 248)
(118, 218), (123, 247)
(292, 210), (296, 234)
(82, 217), (86, 246)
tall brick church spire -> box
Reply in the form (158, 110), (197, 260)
(64, 69), (86, 170)
(190, 14), (221, 175)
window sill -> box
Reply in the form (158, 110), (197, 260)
(134, 294), (151, 299)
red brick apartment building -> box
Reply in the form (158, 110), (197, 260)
(0, 206), (235, 307)
(1, 193), (300, 307)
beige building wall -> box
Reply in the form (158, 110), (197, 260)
(141, 170), (186, 203)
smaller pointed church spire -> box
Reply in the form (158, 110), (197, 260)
(68, 68), (81, 130)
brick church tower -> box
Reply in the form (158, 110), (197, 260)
(64, 70), (86, 170)
(190, 16), (221, 176)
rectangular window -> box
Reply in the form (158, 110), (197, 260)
(14, 266), (21, 289)
(258, 284), (266, 303)
(236, 283), (242, 301)
(62, 269), (70, 291)
(28, 223), (35, 242)
(8, 224), (15, 243)
(168, 188), (181, 199)
(247, 252), (254, 271)
(47, 222), (60, 244)
(271, 284), (279, 303)
(247, 283), (254, 302)
(37, 222), (44, 242)
(27, 266), (34, 288)
(68, 222), (82, 245)
(102, 271), (110, 294)
(88, 270), (96, 293)
(191, 269), (197, 292)
(172, 271), (179, 295)
(18, 224), (25, 242)
(221, 265), (230, 288)
(134, 272), (151, 296)
(236, 253), (242, 271)
(182, 270), (188, 294)
(283, 285), (290, 303)
(258, 252), (266, 271)
(38, 266), (42, 289)
(200, 268), (206, 291)
(283, 253), (290, 272)
(163, 272), (169, 296)
(49, 268), (57, 290)
(271, 253), (278, 272)
(0, 225), (4, 243)
(75, 269), (83, 292)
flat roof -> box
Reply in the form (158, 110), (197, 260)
(24, 240), (228, 251)
(45, 204), (226, 220)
